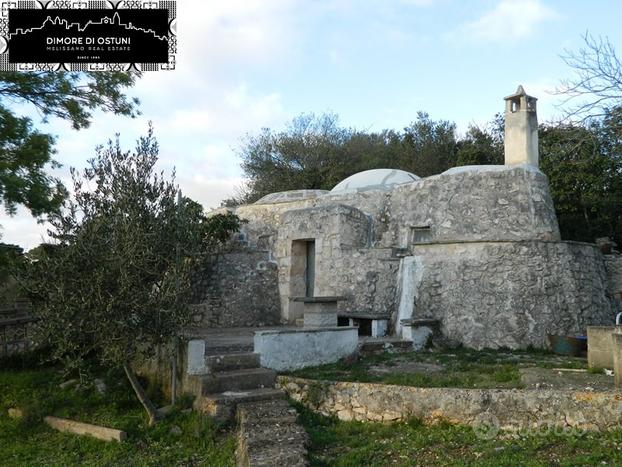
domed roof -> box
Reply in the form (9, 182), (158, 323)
(330, 169), (420, 194)
(254, 189), (329, 205)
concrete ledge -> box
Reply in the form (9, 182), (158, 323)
(588, 326), (618, 369)
(278, 376), (622, 432)
(254, 327), (358, 371)
(255, 326), (351, 336)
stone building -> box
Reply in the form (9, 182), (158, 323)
(192, 87), (619, 350)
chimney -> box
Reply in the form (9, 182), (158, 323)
(504, 85), (539, 167)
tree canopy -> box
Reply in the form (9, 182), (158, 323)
(540, 111), (622, 244)
(0, 71), (140, 226)
(20, 127), (240, 424)
(232, 112), (461, 205)
(233, 108), (622, 245)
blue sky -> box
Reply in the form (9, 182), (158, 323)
(3, 0), (622, 249)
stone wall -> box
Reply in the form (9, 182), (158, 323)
(0, 301), (36, 357)
(604, 254), (622, 311)
(275, 204), (400, 319)
(279, 376), (622, 432)
(412, 241), (614, 349)
(204, 166), (611, 349)
(189, 250), (281, 328)
(386, 165), (560, 245)
(230, 165), (561, 250)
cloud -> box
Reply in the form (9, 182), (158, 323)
(461, 0), (559, 42)
(0, 207), (51, 251)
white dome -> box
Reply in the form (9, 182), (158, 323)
(330, 169), (420, 194)
(254, 189), (329, 205)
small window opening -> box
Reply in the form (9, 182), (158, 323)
(410, 225), (432, 244)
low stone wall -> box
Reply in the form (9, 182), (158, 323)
(0, 302), (37, 357)
(254, 327), (358, 371)
(0, 316), (37, 357)
(278, 376), (622, 432)
(133, 340), (190, 400)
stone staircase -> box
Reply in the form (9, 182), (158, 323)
(192, 347), (285, 422)
(189, 341), (310, 464)
(236, 399), (309, 466)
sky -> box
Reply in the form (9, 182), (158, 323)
(3, 0), (622, 250)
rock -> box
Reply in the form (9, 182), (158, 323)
(8, 408), (23, 419)
(157, 405), (175, 417)
(59, 379), (78, 389)
(93, 378), (107, 394)
(169, 425), (182, 436)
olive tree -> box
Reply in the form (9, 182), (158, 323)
(23, 126), (210, 425)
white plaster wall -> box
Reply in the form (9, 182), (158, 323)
(254, 327), (359, 371)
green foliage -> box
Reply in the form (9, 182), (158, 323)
(400, 111), (458, 177)
(296, 402), (622, 466)
(0, 367), (235, 466)
(236, 113), (351, 203)
(235, 104), (622, 243)
(539, 114), (622, 244)
(0, 243), (25, 304)
(202, 212), (248, 249)
(287, 348), (587, 389)
(0, 71), (139, 223)
(455, 113), (504, 166)
(234, 112), (459, 203)
(21, 127), (200, 371)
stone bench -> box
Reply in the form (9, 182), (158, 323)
(337, 312), (390, 338)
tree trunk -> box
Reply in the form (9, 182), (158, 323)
(123, 361), (159, 426)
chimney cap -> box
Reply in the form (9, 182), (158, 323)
(504, 85), (537, 101)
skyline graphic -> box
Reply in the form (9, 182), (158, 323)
(9, 11), (168, 42)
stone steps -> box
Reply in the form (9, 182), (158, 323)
(204, 343), (254, 355)
(194, 343), (283, 423)
(201, 367), (277, 395)
(195, 387), (286, 422)
(236, 399), (309, 466)
(205, 352), (260, 373)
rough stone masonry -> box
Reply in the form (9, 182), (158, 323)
(191, 87), (618, 349)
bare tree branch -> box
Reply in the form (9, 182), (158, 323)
(555, 33), (622, 122)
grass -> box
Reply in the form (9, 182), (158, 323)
(286, 347), (589, 389)
(0, 358), (235, 466)
(297, 404), (622, 466)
